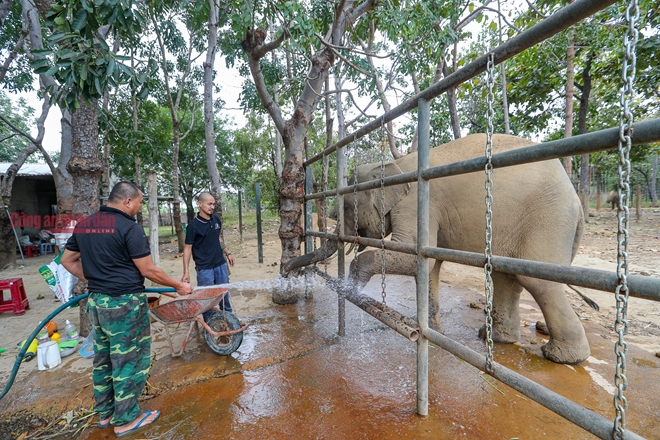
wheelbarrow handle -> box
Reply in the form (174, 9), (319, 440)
(144, 287), (178, 299)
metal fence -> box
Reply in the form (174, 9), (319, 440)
(300, 0), (658, 438)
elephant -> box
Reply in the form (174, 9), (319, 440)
(284, 134), (588, 365)
(607, 190), (619, 210)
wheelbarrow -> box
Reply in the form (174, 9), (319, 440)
(146, 287), (248, 357)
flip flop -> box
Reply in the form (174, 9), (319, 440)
(98, 415), (113, 428)
(114, 410), (160, 438)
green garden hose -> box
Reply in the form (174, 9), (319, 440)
(0, 293), (89, 401)
(0, 287), (177, 401)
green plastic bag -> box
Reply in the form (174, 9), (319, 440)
(39, 251), (78, 304)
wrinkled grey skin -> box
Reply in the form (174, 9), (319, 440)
(285, 134), (588, 364)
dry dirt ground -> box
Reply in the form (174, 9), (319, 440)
(0, 209), (659, 437)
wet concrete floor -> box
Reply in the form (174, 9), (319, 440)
(2, 275), (659, 439)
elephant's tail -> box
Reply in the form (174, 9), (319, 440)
(571, 205), (585, 263)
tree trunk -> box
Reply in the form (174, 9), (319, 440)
(54, 111), (74, 217)
(577, 53), (592, 221)
(562, 0), (575, 179)
(362, 21), (401, 159)
(651, 151), (658, 207)
(497, 0), (510, 134)
(204, 0), (224, 220)
(440, 60), (461, 140)
(67, 98), (102, 338)
(240, 1), (377, 299)
(0, 144), (38, 268)
(171, 126), (185, 252)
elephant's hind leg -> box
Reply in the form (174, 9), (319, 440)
(517, 276), (590, 364)
(478, 271), (522, 343)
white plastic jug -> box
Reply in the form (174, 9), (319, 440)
(37, 341), (61, 370)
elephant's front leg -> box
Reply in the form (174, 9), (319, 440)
(348, 249), (417, 289)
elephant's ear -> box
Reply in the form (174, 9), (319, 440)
(371, 162), (410, 214)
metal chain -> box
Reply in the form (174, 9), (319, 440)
(613, 0), (638, 437)
(484, 52), (496, 375)
(379, 122), (387, 306)
(353, 139), (359, 265)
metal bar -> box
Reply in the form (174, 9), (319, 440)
(304, 231), (660, 302)
(238, 191), (243, 243)
(255, 183), (263, 264)
(7, 208), (26, 267)
(305, 119), (660, 201)
(305, 167), (314, 300)
(422, 327), (645, 440)
(305, 167), (313, 255)
(312, 268), (419, 341)
(305, 0), (618, 167)
(337, 145), (347, 337)
(416, 98), (431, 416)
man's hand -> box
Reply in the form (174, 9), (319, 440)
(177, 282), (193, 296)
(227, 254), (235, 267)
(181, 272), (191, 283)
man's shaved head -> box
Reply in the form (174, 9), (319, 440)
(108, 181), (142, 203)
(197, 192), (214, 203)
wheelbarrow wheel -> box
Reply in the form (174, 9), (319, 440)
(204, 311), (243, 355)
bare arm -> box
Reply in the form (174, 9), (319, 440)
(60, 249), (87, 281)
(219, 235), (234, 267)
(181, 244), (193, 282)
(134, 255), (193, 295)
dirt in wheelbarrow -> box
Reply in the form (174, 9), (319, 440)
(1, 210), (660, 439)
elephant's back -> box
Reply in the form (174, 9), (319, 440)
(416, 134), (582, 264)
(427, 133), (536, 164)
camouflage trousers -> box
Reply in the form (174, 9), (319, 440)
(87, 292), (151, 426)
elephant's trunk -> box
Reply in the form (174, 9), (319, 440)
(282, 236), (339, 276)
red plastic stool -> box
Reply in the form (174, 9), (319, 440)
(0, 278), (29, 316)
(20, 245), (39, 258)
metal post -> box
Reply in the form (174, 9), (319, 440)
(7, 209), (26, 267)
(337, 145), (346, 336)
(147, 171), (159, 267)
(305, 167), (313, 254)
(416, 98), (430, 416)
(255, 183), (263, 264)
(305, 167), (313, 298)
(238, 190), (243, 243)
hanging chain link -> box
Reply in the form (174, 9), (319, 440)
(613, 0), (638, 437)
(353, 138), (359, 265)
(484, 52), (496, 375)
(380, 121), (387, 305)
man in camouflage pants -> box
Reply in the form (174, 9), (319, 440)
(62, 181), (192, 438)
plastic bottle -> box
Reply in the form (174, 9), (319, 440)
(37, 326), (50, 344)
(64, 320), (79, 341)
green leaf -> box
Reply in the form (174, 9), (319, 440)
(107, 59), (116, 77)
(95, 76), (102, 96)
(45, 66), (58, 76)
(31, 49), (52, 57)
(72, 9), (88, 31)
(80, 64), (88, 81)
(34, 66), (51, 74)
(80, 0), (93, 12)
(30, 58), (50, 69)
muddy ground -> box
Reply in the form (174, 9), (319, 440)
(0, 209), (659, 439)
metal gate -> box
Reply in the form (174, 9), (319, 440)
(300, 0), (660, 438)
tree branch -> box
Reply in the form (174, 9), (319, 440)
(0, 31), (27, 84)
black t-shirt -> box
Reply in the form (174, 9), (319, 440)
(65, 206), (151, 295)
(185, 213), (226, 270)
